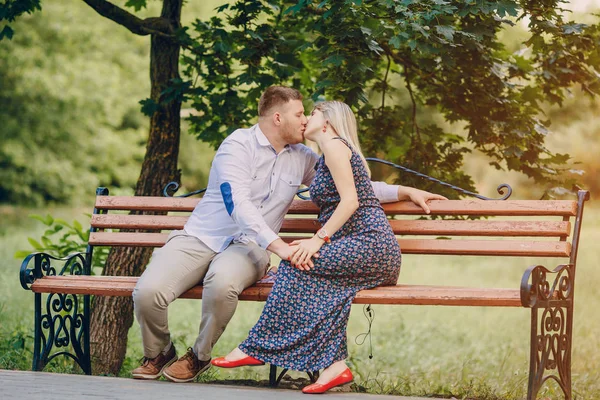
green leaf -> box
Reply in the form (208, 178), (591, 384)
(215, 4), (230, 13)
(28, 238), (43, 250)
(323, 54), (345, 66)
(73, 220), (83, 232)
(139, 98), (160, 117)
(562, 23), (587, 35)
(54, 218), (71, 227)
(41, 236), (53, 248)
(435, 25), (455, 42)
(124, 0), (147, 12)
(389, 35), (402, 49)
(29, 214), (53, 226)
(0, 25), (14, 40)
(284, 2), (306, 15)
(14, 250), (32, 259)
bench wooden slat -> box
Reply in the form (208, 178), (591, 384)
(88, 232), (571, 257)
(389, 220), (570, 237)
(399, 239), (571, 257)
(95, 197), (577, 217)
(95, 196), (199, 212)
(91, 215), (571, 238)
(91, 215), (190, 230)
(31, 276), (522, 307)
(273, 200), (578, 216)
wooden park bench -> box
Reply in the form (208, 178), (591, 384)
(19, 181), (589, 400)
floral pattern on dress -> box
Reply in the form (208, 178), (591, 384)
(239, 138), (402, 371)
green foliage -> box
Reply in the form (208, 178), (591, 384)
(0, 1), (222, 206)
(176, 0), (600, 198)
(0, 2), (149, 205)
(14, 214), (108, 273)
(0, 0), (41, 40)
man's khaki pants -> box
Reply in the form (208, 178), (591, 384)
(132, 230), (270, 360)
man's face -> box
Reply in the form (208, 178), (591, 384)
(278, 100), (307, 145)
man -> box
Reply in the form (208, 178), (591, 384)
(131, 86), (446, 382)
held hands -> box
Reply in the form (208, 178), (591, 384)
(268, 239), (297, 262)
(288, 237), (323, 271)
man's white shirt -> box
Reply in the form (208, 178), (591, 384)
(184, 124), (399, 253)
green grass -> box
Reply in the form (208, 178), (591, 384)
(1, 203), (599, 399)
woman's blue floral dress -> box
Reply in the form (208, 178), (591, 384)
(238, 138), (402, 371)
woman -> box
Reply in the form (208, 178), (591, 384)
(212, 101), (404, 393)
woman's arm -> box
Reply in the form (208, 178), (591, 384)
(290, 140), (357, 269)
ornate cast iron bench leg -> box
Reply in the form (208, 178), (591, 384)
(521, 264), (574, 400)
(21, 252), (92, 375)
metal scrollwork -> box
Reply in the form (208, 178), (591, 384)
(39, 292), (87, 368)
(20, 252), (87, 290)
(520, 264), (573, 400)
(20, 252), (91, 374)
(520, 264), (573, 308)
(163, 181), (207, 198)
(163, 181), (311, 200)
(366, 157), (513, 200)
(530, 305), (572, 398)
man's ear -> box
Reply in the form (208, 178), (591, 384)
(272, 112), (282, 126)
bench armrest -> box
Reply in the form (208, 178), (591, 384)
(520, 263), (573, 308)
(20, 252), (90, 291)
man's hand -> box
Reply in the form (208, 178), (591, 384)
(267, 239), (296, 261)
(289, 237), (323, 271)
(399, 187), (448, 214)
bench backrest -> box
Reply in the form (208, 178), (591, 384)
(89, 192), (589, 266)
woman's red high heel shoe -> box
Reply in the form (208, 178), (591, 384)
(211, 355), (265, 368)
(302, 368), (353, 394)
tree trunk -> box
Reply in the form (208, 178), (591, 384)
(89, 0), (183, 375)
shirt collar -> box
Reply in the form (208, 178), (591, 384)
(254, 124), (271, 147)
(254, 124), (291, 153)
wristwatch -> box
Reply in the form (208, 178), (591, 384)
(316, 228), (331, 244)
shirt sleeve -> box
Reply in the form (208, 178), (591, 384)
(301, 147), (320, 186)
(212, 139), (280, 249)
(371, 181), (400, 203)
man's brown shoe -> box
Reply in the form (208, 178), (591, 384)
(132, 344), (177, 380)
(163, 348), (211, 383)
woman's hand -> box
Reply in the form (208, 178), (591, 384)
(400, 187), (448, 214)
(289, 237), (323, 271)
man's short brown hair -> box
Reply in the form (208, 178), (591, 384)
(258, 86), (303, 117)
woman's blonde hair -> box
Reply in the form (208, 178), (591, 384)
(314, 101), (371, 177)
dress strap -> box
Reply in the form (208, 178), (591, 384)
(332, 136), (353, 152)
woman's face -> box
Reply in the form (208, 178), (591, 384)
(304, 108), (326, 141)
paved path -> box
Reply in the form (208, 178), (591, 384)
(0, 369), (432, 400)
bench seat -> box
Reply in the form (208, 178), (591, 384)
(31, 275), (523, 307)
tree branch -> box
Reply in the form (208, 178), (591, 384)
(82, 0), (174, 38)
(380, 53), (391, 115)
(403, 62), (421, 141)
